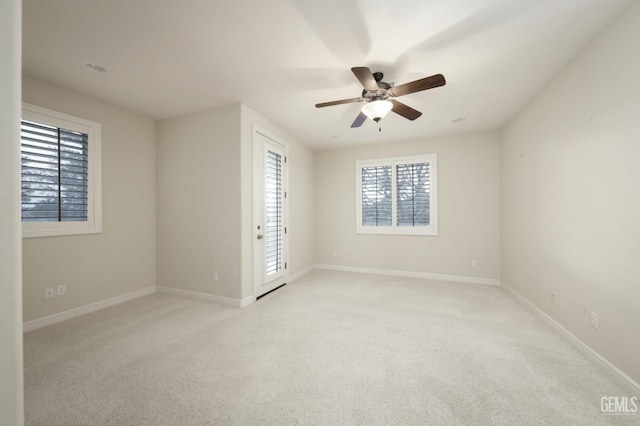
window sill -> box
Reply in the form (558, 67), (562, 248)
(22, 222), (102, 239)
(356, 226), (438, 236)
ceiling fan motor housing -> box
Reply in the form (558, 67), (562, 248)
(361, 73), (392, 101)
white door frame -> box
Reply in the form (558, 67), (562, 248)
(253, 127), (289, 299)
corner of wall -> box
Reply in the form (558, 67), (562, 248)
(0, 0), (24, 423)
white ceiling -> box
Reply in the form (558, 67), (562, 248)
(23, 0), (629, 149)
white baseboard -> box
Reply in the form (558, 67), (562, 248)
(503, 283), (640, 397)
(157, 286), (253, 308)
(287, 265), (316, 283)
(314, 264), (501, 286)
(23, 286), (156, 333)
(239, 295), (256, 307)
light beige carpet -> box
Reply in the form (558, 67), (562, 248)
(24, 270), (635, 425)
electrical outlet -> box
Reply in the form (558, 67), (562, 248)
(45, 287), (55, 299)
(590, 312), (599, 329)
(551, 289), (558, 303)
(57, 284), (66, 296)
(471, 259), (477, 267)
(213, 272), (219, 282)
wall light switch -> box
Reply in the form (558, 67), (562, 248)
(590, 312), (599, 329)
(45, 287), (55, 299)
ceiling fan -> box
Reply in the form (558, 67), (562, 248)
(315, 67), (446, 131)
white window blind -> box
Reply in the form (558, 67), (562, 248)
(21, 103), (102, 238)
(356, 154), (437, 235)
(265, 149), (283, 276)
(396, 162), (430, 227)
(361, 165), (392, 226)
(21, 120), (89, 222)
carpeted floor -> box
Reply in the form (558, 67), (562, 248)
(24, 270), (635, 425)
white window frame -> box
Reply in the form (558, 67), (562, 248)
(21, 103), (102, 238)
(356, 154), (438, 236)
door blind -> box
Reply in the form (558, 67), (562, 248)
(21, 119), (89, 222)
(265, 150), (283, 276)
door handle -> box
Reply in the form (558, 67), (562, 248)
(257, 234), (263, 240)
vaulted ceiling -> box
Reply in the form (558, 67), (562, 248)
(23, 0), (630, 149)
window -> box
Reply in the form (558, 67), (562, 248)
(356, 154), (437, 235)
(21, 103), (102, 238)
(265, 148), (283, 276)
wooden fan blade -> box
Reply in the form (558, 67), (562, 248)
(390, 99), (422, 121)
(351, 67), (379, 92)
(388, 74), (446, 97)
(315, 97), (363, 108)
(351, 111), (367, 128)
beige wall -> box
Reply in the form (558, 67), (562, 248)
(315, 132), (501, 280)
(287, 133), (316, 276)
(156, 104), (242, 299)
(21, 75), (157, 322)
(157, 104), (314, 301)
(240, 105), (315, 298)
(0, 0), (23, 423)
(501, 2), (640, 384)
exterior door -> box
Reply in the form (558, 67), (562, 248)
(253, 130), (287, 298)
